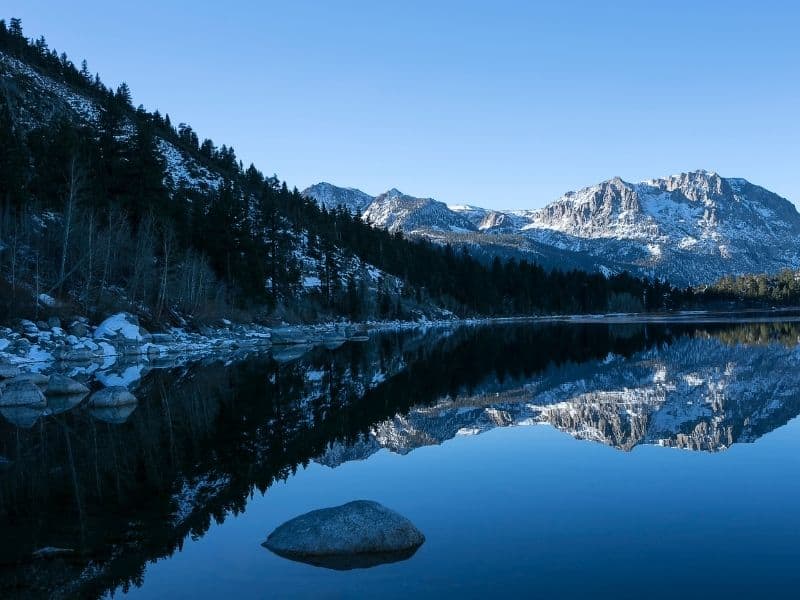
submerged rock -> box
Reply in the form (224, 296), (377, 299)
(90, 403), (137, 424)
(271, 344), (313, 363)
(11, 373), (50, 387)
(0, 381), (47, 407)
(46, 374), (90, 396)
(0, 364), (20, 379)
(270, 327), (310, 345)
(263, 500), (424, 570)
(89, 386), (137, 407)
(0, 406), (46, 428)
(47, 393), (87, 415)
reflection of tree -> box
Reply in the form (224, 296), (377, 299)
(0, 322), (695, 598)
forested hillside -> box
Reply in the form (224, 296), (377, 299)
(0, 18), (679, 327)
(702, 270), (800, 306)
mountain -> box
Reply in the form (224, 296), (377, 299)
(2, 20), (678, 324)
(301, 184), (479, 233)
(300, 182), (373, 214)
(305, 172), (800, 285)
(361, 188), (478, 233)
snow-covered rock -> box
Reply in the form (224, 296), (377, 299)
(94, 313), (146, 342)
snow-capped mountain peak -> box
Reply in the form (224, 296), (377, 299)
(384, 187), (405, 199)
(305, 170), (800, 285)
(301, 182), (374, 214)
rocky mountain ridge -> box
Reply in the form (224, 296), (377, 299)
(303, 171), (800, 285)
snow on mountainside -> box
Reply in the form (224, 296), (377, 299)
(301, 184), (478, 234)
(301, 182), (374, 214)
(361, 189), (478, 233)
(1, 50), (224, 194)
(305, 172), (800, 285)
(520, 171), (800, 284)
(1, 50), (413, 306)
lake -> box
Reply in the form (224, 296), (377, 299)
(3, 318), (800, 598)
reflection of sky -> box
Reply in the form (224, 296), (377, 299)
(122, 419), (800, 599)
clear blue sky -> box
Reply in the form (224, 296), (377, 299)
(6, 1), (799, 209)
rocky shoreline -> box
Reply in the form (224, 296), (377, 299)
(0, 312), (380, 373)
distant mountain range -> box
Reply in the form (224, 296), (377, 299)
(303, 171), (800, 285)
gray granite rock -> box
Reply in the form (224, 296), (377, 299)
(46, 374), (90, 396)
(0, 364), (20, 379)
(0, 381), (47, 407)
(89, 386), (137, 407)
(263, 500), (424, 570)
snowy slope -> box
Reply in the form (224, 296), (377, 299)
(301, 182), (374, 214)
(361, 188), (478, 234)
(1, 50), (409, 308)
(309, 171), (800, 285)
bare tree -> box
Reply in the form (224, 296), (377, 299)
(58, 153), (86, 294)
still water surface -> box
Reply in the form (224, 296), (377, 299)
(2, 319), (800, 598)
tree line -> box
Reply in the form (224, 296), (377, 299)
(0, 18), (682, 325)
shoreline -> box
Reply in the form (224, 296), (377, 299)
(2, 307), (800, 375)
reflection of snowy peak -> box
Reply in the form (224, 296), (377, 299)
(304, 171), (800, 285)
(317, 335), (800, 464)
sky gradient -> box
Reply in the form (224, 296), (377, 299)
(5, 1), (799, 209)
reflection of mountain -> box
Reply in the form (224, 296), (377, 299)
(0, 327), (459, 598)
(319, 333), (800, 464)
(2, 320), (798, 598)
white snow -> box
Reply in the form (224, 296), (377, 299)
(94, 314), (142, 341)
(96, 364), (145, 388)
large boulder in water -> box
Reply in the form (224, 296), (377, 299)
(89, 386), (136, 407)
(12, 373), (49, 387)
(90, 403), (137, 424)
(263, 500), (425, 570)
(0, 381), (46, 407)
(0, 406), (45, 428)
(0, 363), (20, 379)
(46, 374), (89, 396)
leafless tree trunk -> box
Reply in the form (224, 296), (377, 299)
(85, 210), (94, 308)
(156, 223), (174, 321)
(54, 154), (87, 296)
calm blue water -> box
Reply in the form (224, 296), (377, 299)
(123, 421), (800, 599)
(3, 320), (800, 598)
